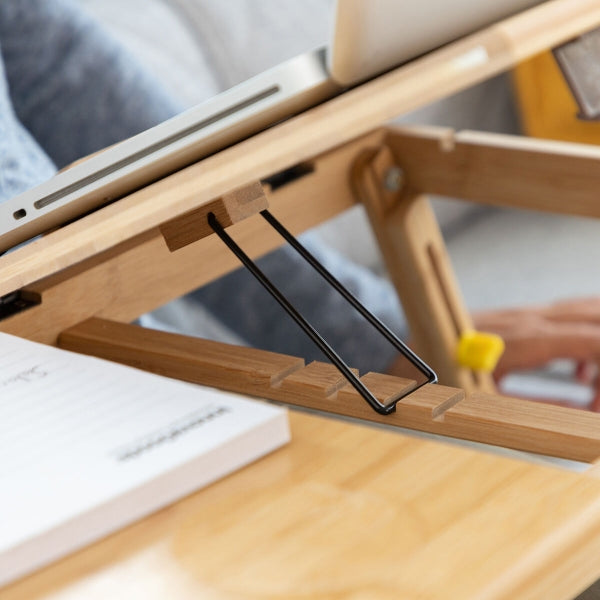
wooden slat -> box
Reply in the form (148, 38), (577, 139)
(59, 318), (600, 462)
(279, 361), (361, 401)
(442, 393), (600, 461)
(387, 125), (600, 217)
(58, 317), (305, 394)
(1, 0), (597, 296)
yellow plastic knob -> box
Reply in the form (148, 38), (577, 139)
(456, 330), (505, 373)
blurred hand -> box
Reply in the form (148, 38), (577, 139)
(473, 298), (600, 410)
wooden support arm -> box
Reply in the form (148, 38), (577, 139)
(386, 125), (600, 218)
(59, 318), (600, 463)
(351, 145), (495, 394)
(352, 125), (600, 394)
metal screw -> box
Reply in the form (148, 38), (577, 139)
(383, 166), (405, 192)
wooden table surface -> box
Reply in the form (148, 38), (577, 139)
(5, 409), (600, 600)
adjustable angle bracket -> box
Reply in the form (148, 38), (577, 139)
(208, 208), (437, 415)
(161, 178), (437, 416)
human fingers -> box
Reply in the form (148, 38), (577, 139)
(474, 298), (600, 332)
(491, 320), (600, 380)
(540, 297), (600, 325)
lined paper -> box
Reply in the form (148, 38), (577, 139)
(0, 332), (289, 586)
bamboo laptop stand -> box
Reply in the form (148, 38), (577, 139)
(2, 0), (600, 459)
(6, 2), (600, 598)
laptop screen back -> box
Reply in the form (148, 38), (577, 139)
(329, 0), (545, 86)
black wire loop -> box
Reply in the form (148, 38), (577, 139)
(207, 209), (437, 415)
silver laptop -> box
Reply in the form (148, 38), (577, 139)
(0, 0), (543, 253)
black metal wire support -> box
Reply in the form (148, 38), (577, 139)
(207, 210), (437, 415)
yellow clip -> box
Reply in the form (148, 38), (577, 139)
(456, 330), (505, 373)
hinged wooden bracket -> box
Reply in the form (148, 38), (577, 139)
(159, 181), (268, 251)
(350, 125), (600, 395)
(351, 144), (495, 395)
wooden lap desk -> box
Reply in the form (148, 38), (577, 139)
(4, 2), (600, 598)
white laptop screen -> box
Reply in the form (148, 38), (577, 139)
(329, 0), (545, 85)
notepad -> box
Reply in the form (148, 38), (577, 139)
(0, 332), (290, 587)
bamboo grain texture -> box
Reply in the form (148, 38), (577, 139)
(0, 0), (598, 297)
(6, 402), (600, 599)
(386, 125), (600, 218)
(3, 3), (600, 597)
(59, 318), (600, 463)
(0, 134), (375, 345)
(352, 143), (496, 394)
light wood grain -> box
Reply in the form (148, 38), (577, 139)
(4, 4), (600, 596)
(159, 181), (268, 251)
(1, 0), (597, 297)
(5, 410), (600, 600)
(58, 318), (600, 462)
(386, 125), (600, 217)
(0, 133), (377, 344)
(351, 145), (495, 393)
